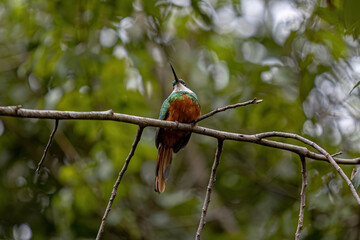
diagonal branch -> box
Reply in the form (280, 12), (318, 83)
(196, 98), (262, 122)
(295, 155), (307, 240)
(36, 119), (59, 174)
(96, 126), (144, 240)
(196, 139), (224, 240)
(256, 132), (360, 205)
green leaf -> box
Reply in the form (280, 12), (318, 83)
(351, 168), (360, 190)
(349, 81), (360, 95)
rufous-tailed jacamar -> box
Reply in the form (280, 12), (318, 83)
(155, 64), (201, 193)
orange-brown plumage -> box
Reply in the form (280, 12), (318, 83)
(167, 94), (201, 123)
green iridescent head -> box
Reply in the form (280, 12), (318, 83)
(172, 79), (187, 87)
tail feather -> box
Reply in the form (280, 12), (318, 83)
(155, 145), (173, 193)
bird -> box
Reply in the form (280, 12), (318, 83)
(154, 64), (201, 193)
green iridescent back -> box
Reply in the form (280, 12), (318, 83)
(158, 91), (200, 120)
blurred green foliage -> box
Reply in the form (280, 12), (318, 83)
(1, 0), (360, 239)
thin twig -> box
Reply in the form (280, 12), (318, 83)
(196, 139), (224, 240)
(331, 151), (342, 157)
(96, 126), (144, 240)
(196, 98), (263, 122)
(256, 132), (360, 205)
(295, 155), (307, 240)
(36, 119), (59, 174)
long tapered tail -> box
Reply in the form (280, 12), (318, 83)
(155, 145), (173, 193)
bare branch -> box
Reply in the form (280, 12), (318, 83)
(96, 126), (144, 240)
(1, 106), (360, 165)
(256, 132), (360, 204)
(196, 139), (224, 240)
(196, 98), (263, 122)
(36, 119), (59, 174)
(295, 155), (307, 240)
(331, 151), (342, 157)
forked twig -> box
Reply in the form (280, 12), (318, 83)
(96, 126), (144, 240)
(36, 119), (59, 174)
(196, 98), (262, 123)
(196, 139), (224, 239)
(295, 155), (307, 240)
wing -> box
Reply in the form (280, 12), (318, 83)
(155, 97), (170, 149)
(173, 132), (192, 153)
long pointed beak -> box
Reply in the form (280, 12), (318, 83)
(169, 63), (179, 83)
